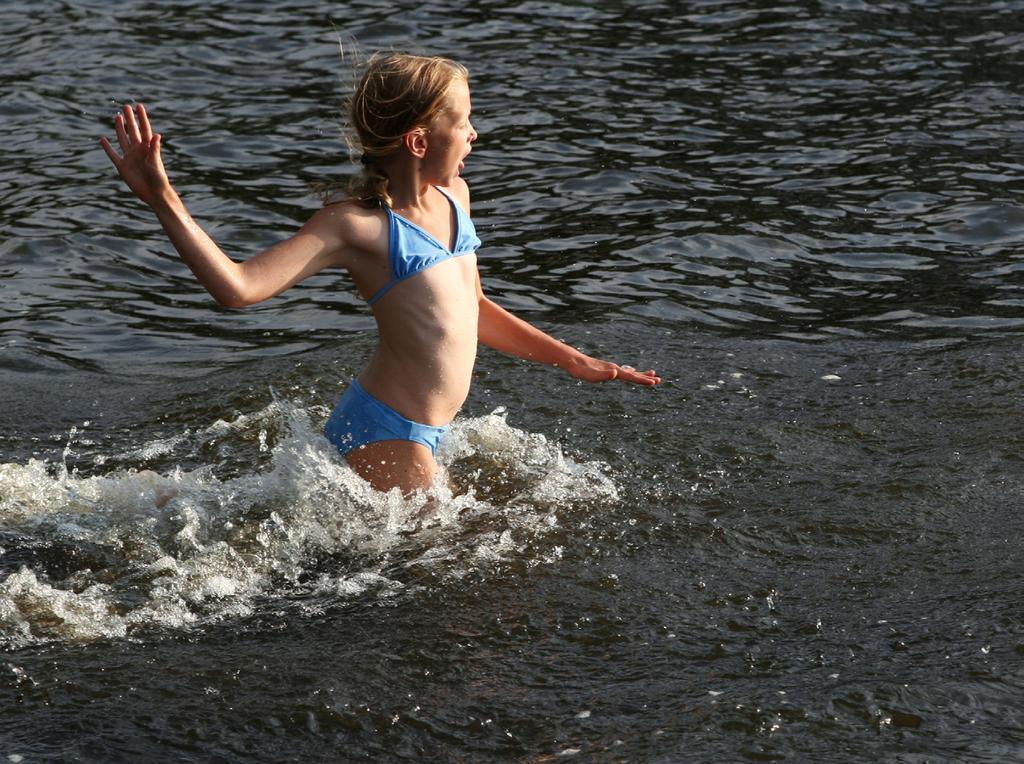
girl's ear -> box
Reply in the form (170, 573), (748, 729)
(404, 127), (428, 159)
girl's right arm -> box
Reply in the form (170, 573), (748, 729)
(101, 103), (350, 308)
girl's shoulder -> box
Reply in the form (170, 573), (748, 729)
(302, 199), (388, 263)
(438, 177), (472, 214)
(308, 199), (385, 235)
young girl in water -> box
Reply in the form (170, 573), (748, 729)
(100, 52), (661, 495)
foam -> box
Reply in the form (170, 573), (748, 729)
(0, 401), (617, 648)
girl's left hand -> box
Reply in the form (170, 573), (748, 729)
(569, 356), (661, 386)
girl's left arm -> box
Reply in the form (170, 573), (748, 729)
(476, 277), (661, 386)
(458, 180), (658, 385)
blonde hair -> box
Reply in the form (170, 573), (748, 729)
(346, 52), (468, 207)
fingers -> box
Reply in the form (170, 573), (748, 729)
(122, 103), (143, 143)
(102, 104), (162, 180)
(99, 136), (121, 167)
(137, 103), (153, 143)
(615, 365), (662, 386)
(582, 359), (660, 385)
(629, 371), (661, 386)
(114, 110), (131, 152)
(111, 103), (152, 153)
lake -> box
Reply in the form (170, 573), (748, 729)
(1, 1), (1022, 761)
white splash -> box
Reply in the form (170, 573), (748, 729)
(0, 401), (617, 648)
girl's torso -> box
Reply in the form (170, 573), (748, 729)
(339, 185), (482, 426)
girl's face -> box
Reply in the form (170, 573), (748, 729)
(423, 79), (477, 186)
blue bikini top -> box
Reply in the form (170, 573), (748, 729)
(367, 186), (482, 305)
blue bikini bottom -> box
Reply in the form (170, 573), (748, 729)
(324, 379), (447, 456)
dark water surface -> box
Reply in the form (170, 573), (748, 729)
(2, 0), (1023, 761)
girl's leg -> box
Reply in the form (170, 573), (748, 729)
(345, 440), (438, 495)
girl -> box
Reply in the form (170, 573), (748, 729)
(100, 52), (661, 495)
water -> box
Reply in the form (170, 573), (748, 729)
(2, 0), (1023, 760)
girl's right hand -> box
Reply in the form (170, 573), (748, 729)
(100, 104), (172, 208)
